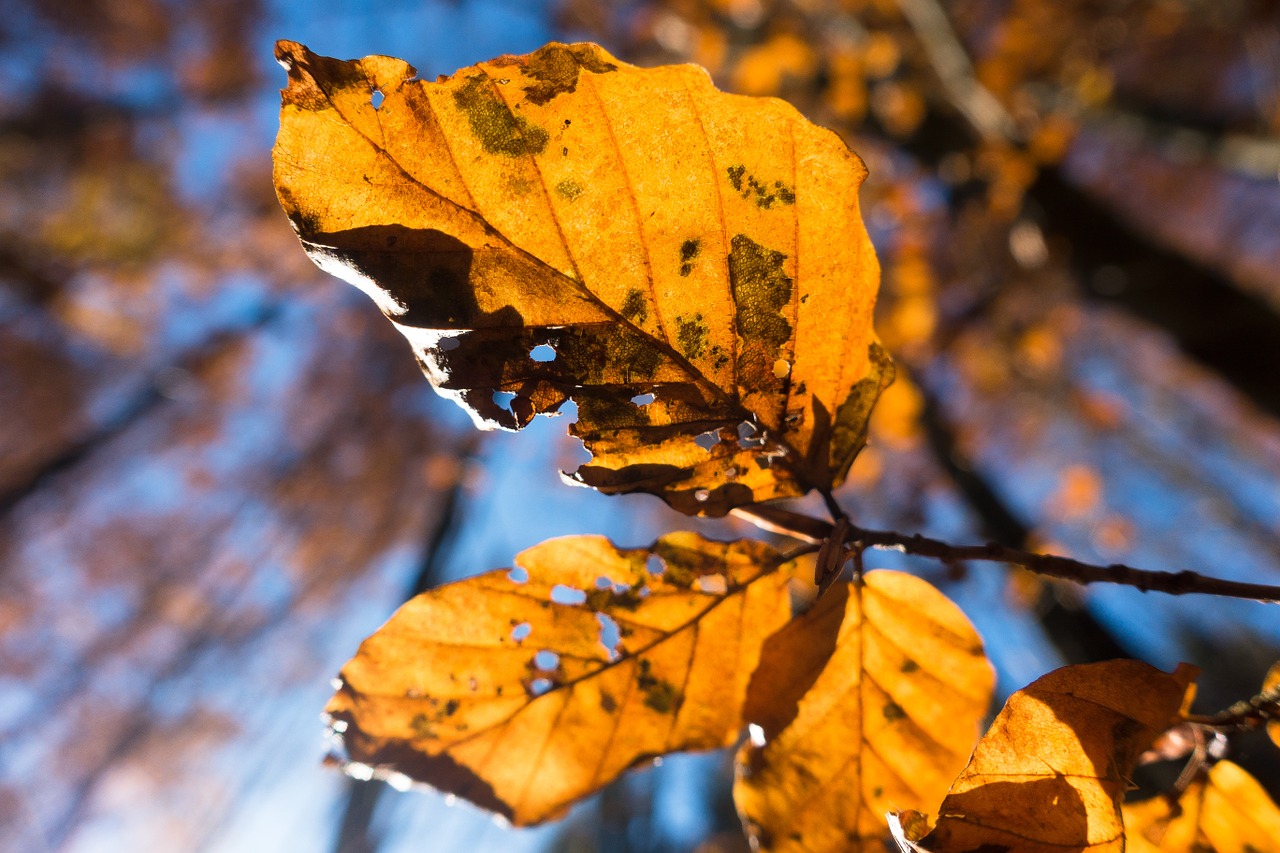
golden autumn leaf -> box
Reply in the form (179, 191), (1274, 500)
(906, 660), (1197, 853)
(734, 571), (995, 852)
(324, 533), (792, 825)
(272, 41), (891, 517)
(1123, 760), (1280, 852)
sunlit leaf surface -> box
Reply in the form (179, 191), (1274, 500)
(734, 571), (994, 852)
(325, 533), (792, 825)
(272, 40), (890, 516)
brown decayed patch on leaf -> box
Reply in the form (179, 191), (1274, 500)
(324, 533), (792, 825)
(1123, 760), (1280, 852)
(272, 40), (889, 516)
(914, 660), (1197, 853)
(734, 571), (994, 852)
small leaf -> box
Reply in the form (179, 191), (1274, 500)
(272, 41), (890, 516)
(919, 660), (1197, 853)
(734, 571), (995, 852)
(324, 533), (791, 825)
(1123, 760), (1280, 852)
(1264, 661), (1280, 750)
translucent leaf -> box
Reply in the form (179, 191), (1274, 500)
(1123, 760), (1280, 852)
(324, 533), (792, 825)
(272, 41), (890, 516)
(734, 572), (995, 852)
(914, 660), (1197, 853)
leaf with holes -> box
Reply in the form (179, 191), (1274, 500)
(733, 572), (994, 852)
(324, 533), (792, 825)
(272, 41), (890, 516)
(898, 660), (1197, 853)
(1123, 760), (1280, 852)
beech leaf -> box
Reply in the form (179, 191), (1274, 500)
(272, 40), (891, 516)
(1123, 760), (1280, 852)
(734, 572), (995, 852)
(324, 533), (792, 825)
(904, 660), (1197, 853)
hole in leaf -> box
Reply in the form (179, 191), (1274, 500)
(550, 584), (587, 605)
(748, 723), (767, 747)
(530, 343), (556, 362)
(508, 567), (529, 583)
(772, 358), (790, 380)
(439, 336), (461, 352)
(597, 612), (622, 660)
(371, 89), (384, 109)
(594, 576), (613, 589)
(737, 421), (766, 449)
(630, 392), (655, 406)
(646, 554), (666, 575)
(696, 573), (727, 594)
(511, 622), (532, 642)
(529, 677), (553, 696)
(694, 429), (719, 451)
(535, 650), (560, 670)
(694, 488), (711, 502)
(492, 390), (517, 413)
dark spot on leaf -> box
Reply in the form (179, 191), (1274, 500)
(443, 699), (460, 716)
(410, 713), (435, 740)
(729, 234), (792, 351)
(872, 786), (883, 798)
(709, 344), (729, 370)
(679, 238), (701, 276)
(556, 178), (583, 200)
(829, 342), (894, 479)
(726, 165), (795, 208)
(600, 692), (617, 713)
(727, 164), (746, 192)
(901, 659), (920, 673)
(585, 584), (645, 611)
(501, 43), (618, 106)
(620, 288), (647, 323)
(637, 659), (681, 714)
(676, 314), (708, 359)
(453, 73), (548, 156)
(882, 702), (906, 721)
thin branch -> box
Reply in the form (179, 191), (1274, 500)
(853, 525), (1280, 602)
(892, 0), (1021, 142)
(735, 505), (1280, 602)
(1185, 684), (1280, 729)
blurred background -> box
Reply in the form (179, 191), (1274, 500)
(1, 0), (1278, 850)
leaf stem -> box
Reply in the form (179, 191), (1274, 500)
(1185, 685), (1280, 729)
(735, 506), (1280, 602)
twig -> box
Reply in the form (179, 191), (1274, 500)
(892, 0), (1021, 142)
(735, 505), (1280, 602)
(1185, 684), (1280, 729)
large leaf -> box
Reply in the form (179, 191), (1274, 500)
(324, 533), (792, 825)
(272, 41), (890, 516)
(902, 660), (1197, 853)
(734, 571), (995, 852)
(1123, 760), (1280, 852)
